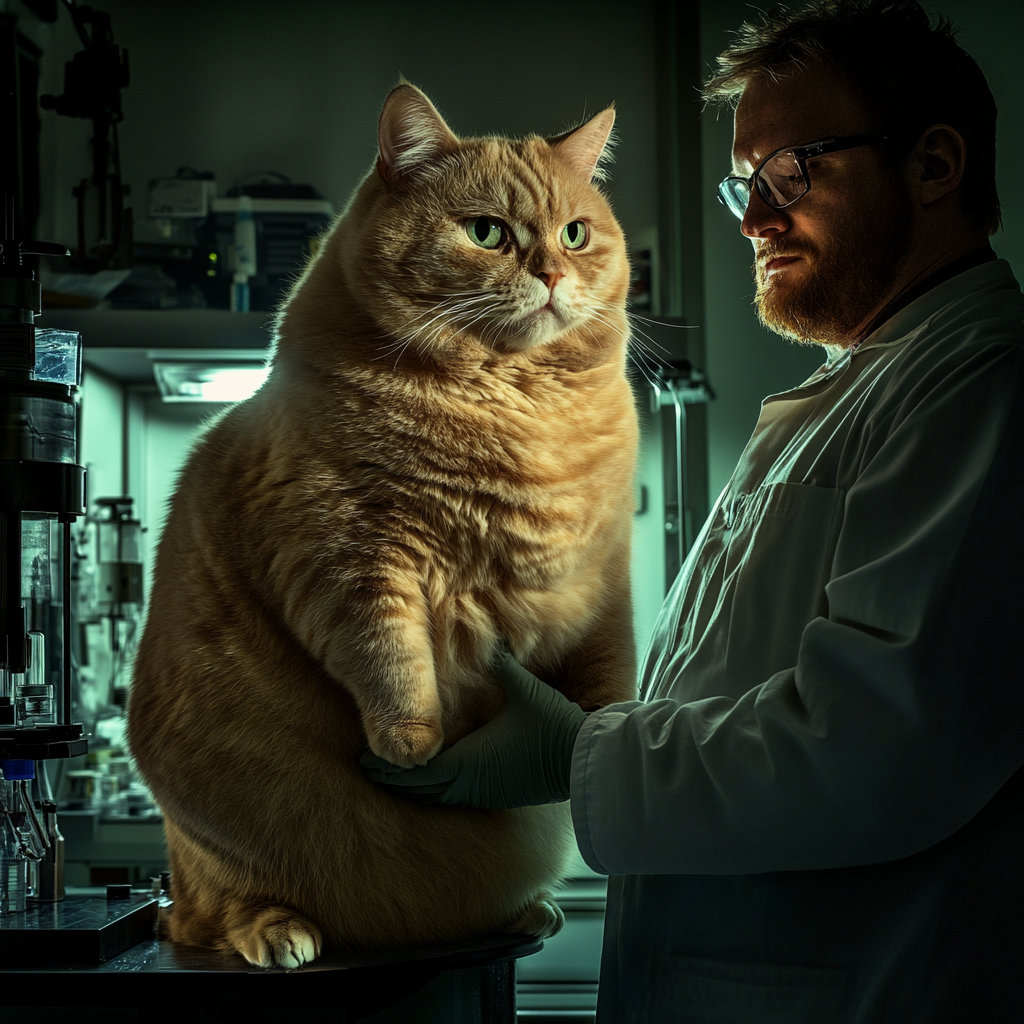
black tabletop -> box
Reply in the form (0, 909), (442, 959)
(0, 931), (543, 1016)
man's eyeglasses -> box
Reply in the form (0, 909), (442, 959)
(717, 132), (888, 220)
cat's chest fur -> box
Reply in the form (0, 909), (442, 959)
(201, 361), (635, 674)
(259, 360), (633, 574)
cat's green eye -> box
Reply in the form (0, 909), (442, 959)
(561, 221), (588, 250)
(466, 217), (505, 250)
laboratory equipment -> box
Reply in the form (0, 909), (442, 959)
(207, 188), (333, 311)
(62, 494), (162, 836)
(39, 0), (132, 273)
(231, 194), (256, 312)
(1, 199), (87, 908)
(94, 496), (144, 704)
(1, 202), (157, 961)
(0, 209), (86, 760)
(68, 494), (160, 826)
(1, 758), (59, 914)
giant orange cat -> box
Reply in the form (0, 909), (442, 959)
(127, 83), (638, 968)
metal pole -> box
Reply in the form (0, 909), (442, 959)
(62, 516), (72, 726)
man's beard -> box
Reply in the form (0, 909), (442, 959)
(753, 192), (914, 347)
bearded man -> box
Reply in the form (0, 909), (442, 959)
(366, 2), (1023, 1020)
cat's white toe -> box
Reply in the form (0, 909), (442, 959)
(286, 924), (320, 967)
(233, 910), (324, 969)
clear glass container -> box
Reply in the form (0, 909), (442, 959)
(33, 328), (83, 386)
(98, 517), (143, 565)
(1, 847), (28, 916)
(15, 633), (54, 725)
(0, 517), (67, 728)
(1, 773), (28, 916)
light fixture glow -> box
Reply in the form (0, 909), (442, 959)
(153, 362), (270, 403)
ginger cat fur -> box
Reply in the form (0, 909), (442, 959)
(127, 83), (638, 968)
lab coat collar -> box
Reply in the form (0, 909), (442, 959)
(854, 252), (1011, 355)
(793, 257), (1019, 391)
(855, 247), (997, 343)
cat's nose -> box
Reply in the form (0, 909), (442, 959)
(536, 270), (564, 293)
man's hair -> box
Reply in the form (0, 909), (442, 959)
(702, 0), (1001, 235)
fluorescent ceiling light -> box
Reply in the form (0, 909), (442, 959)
(153, 362), (270, 403)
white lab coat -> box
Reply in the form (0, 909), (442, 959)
(570, 258), (1024, 1023)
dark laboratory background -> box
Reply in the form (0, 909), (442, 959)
(1, 0), (1020, 1018)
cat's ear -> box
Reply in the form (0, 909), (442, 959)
(377, 84), (459, 184)
(549, 108), (616, 183)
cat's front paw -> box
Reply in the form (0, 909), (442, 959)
(509, 895), (565, 939)
(367, 717), (444, 768)
(227, 907), (323, 969)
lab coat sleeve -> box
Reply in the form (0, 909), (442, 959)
(571, 335), (1024, 876)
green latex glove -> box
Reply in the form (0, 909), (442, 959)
(360, 649), (588, 808)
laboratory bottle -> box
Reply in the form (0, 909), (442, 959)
(0, 760), (37, 915)
(1, 794), (28, 915)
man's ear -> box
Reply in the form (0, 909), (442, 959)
(912, 124), (967, 206)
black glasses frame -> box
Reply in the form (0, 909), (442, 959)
(718, 132), (889, 219)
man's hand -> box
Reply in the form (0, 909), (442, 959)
(360, 649), (588, 808)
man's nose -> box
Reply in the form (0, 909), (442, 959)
(740, 187), (790, 240)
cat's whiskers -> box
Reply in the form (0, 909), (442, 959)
(588, 302), (700, 382)
(627, 345), (667, 391)
(480, 307), (523, 350)
(420, 298), (503, 352)
(408, 295), (490, 339)
(584, 307), (664, 391)
(624, 328), (669, 368)
(476, 308), (504, 349)
(625, 324), (670, 360)
(398, 293), (500, 356)
(592, 301), (697, 332)
(615, 305), (704, 380)
(373, 339), (406, 358)
(427, 288), (496, 298)
(590, 302), (677, 359)
(414, 293), (511, 351)
(454, 301), (506, 343)
(372, 335), (416, 369)
(625, 309), (700, 333)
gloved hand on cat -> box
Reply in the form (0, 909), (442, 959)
(360, 649), (588, 808)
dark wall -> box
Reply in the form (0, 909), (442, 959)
(36, 0), (659, 250)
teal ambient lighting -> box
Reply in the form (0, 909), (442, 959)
(153, 362), (270, 403)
